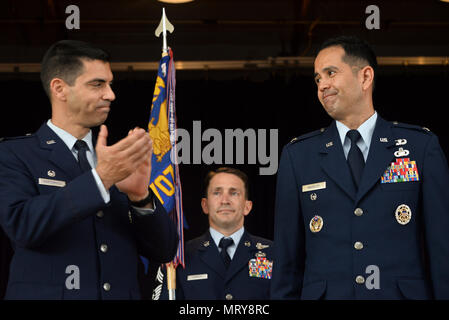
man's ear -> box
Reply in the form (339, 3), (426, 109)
(201, 198), (209, 215)
(360, 65), (374, 91)
(50, 78), (68, 102)
(243, 200), (253, 216)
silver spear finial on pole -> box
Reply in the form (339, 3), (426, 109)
(155, 8), (174, 54)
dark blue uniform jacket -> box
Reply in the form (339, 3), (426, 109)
(0, 123), (178, 299)
(271, 115), (449, 300)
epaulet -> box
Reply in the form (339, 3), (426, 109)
(391, 121), (431, 133)
(0, 133), (34, 143)
(289, 128), (325, 145)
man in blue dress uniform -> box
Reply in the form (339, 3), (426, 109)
(271, 36), (449, 299)
(156, 167), (273, 300)
(0, 40), (178, 299)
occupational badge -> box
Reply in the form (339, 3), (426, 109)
(395, 204), (412, 225)
(256, 242), (270, 250)
(309, 215), (323, 233)
(394, 147), (410, 157)
(248, 255), (273, 279)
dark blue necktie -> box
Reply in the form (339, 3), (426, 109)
(219, 237), (234, 269)
(74, 140), (91, 173)
(347, 130), (365, 188)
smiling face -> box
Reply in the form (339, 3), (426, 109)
(201, 172), (252, 236)
(64, 59), (115, 129)
(314, 46), (366, 122)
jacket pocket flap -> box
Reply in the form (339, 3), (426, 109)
(301, 280), (327, 300)
(397, 278), (432, 300)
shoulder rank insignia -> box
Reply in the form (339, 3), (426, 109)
(393, 122), (431, 134)
(289, 127), (327, 145)
(0, 134), (34, 142)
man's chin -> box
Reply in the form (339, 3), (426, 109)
(323, 104), (339, 120)
(87, 118), (107, 129)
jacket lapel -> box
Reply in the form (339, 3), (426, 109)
(319, 122), (357, 201)
(36, 123), (82, 180)
(198, 232), (226, 279)
(225, 231), (255, 283)
(356, 116), (396, 203)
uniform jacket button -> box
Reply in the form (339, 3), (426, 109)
(96, 211), (104, 218)
(100, 244), (108, 253)
(225, 293), (233, 300)
(355, 275), (365, 284)
(103, 283), (111, 291)
(354, 208), (364, 216)
(354, 242), (364, 250)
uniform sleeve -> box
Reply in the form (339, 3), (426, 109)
(421, 134), (449, 299)
(271, 145), (305, 299)
(0, 144), (105, 249)
(131, 197), (179, 264)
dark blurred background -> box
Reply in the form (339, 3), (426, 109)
(0, 0), (448, 299)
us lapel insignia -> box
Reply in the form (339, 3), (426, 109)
(244, 241), (251, 247)
(46, 140), (56, 145)
(326, 141), (333, 148)
(381, 158), (419, 183)
(203, 241), (210, 247)
(380, 137), (388, 143)
(395, 204), (412, 225)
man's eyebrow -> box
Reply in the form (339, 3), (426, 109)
(314, 65), (340, 78)
(86, 78), (110, 84)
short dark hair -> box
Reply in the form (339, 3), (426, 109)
(318, 35), (378, 87)
(203, 167), (250, 200)
(40, 40), (110, 98)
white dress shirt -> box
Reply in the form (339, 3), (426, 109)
(47, 119), (110, 203)
(335, 111), (378, 162)
(46, 120), (154, 214)
(209, 226), (245, 260)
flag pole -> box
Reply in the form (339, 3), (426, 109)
(155, 7), (176, 300)
(155, 7), (174, 54)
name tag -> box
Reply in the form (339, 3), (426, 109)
(187, 274), (208, 281)
(38, 178), (66, 188)
(302, 181), (326, 192)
